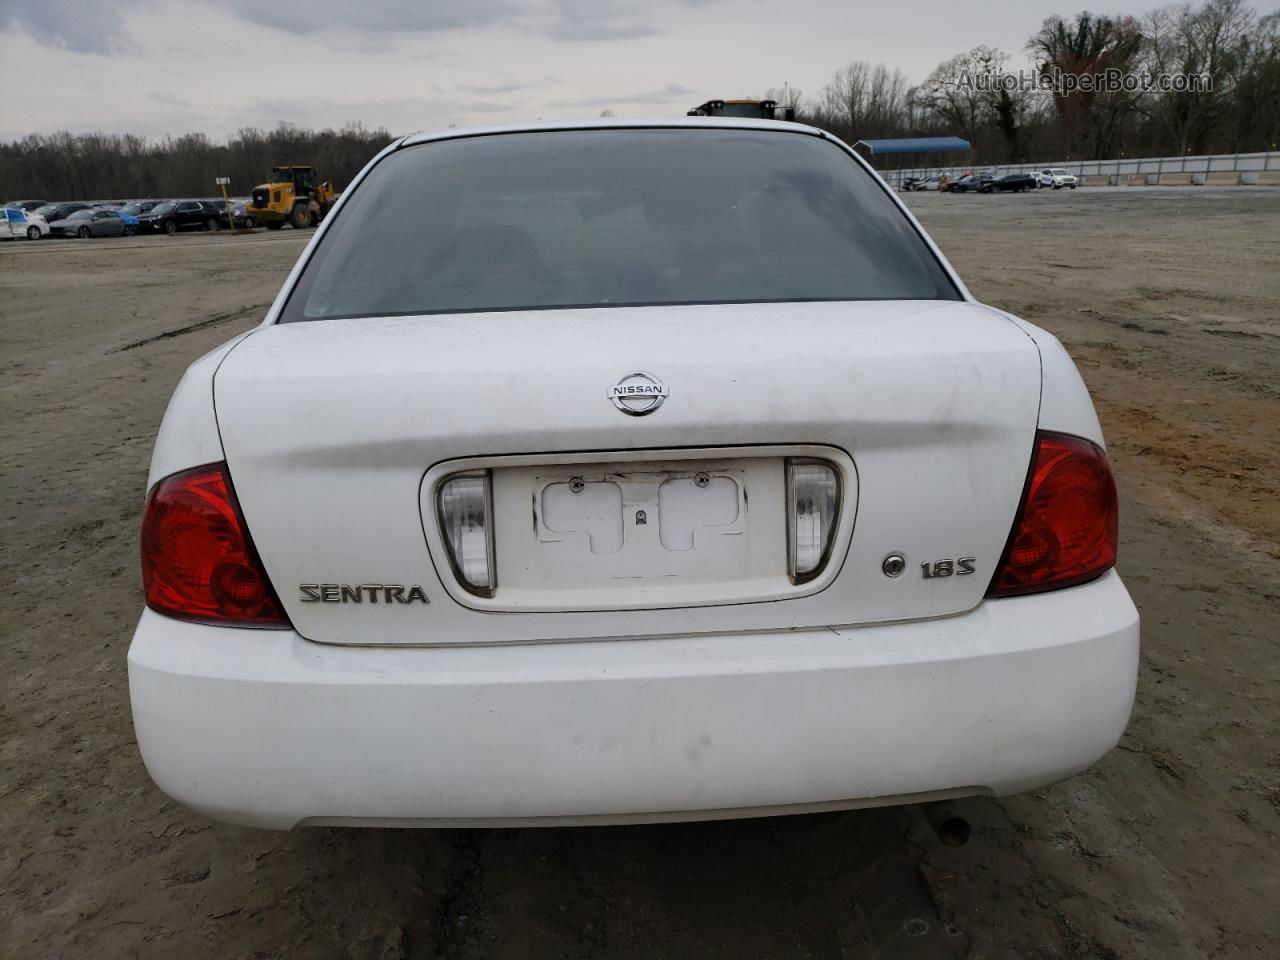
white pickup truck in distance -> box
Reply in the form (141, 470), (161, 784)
(128, 119), (1138, 829)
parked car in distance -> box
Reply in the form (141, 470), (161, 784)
(948, 174), (995, 193)
(6, 199), (49, 212)
(903, 175), (942, 192)
(1037, 168), (1078, 189)
(33, 201), (91, 223)
(115, 209), (139, 235)
(129, 120), (1138, 831)
(1, 206), (48, 240)
(120, 201), (163, 217)
(48, 207), (127, 238)
(230, 199), (257, 228)
(990, 173), (1038, 193)
(211, 198), (257, 229)
(136, 200), (226, 235)
(93, 202), (140, 234)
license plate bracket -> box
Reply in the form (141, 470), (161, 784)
(537, 467), (746, 560)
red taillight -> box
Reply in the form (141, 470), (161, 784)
(141, 462), (290, 627)
(987, 431), (1118, 598)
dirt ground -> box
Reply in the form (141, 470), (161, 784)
(2, 186), (1277, 959)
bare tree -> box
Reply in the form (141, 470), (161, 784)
(1029, 12), (1144, 159)
(1226, 9), (1280, 150)
(917, 46), (1008, 144)
(1140, 0), (1256, 155)
(763, 85), (803, 113)
(813, 62), (910, 141)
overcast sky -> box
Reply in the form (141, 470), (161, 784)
(0, 0), (1260, 141)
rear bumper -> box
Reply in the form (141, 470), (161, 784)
(128, 572), (1139, 830)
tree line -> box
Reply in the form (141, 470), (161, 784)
(791, 0), (1278, 165)
(0, 123), (395, 201)
(1, 0), (1276, 200)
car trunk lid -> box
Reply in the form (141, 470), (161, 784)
(213, 299), (1041, 646)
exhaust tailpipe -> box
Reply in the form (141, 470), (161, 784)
(921, 802), (971, 846)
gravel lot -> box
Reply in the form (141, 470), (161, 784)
(2, 187), (1277, 959)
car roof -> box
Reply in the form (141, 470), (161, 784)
(399, 116), (823, 149)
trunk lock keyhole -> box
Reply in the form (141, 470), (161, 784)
(635, 509), (647, 525)
(694, 472), (711, 488)
(569, 477), (586, 494)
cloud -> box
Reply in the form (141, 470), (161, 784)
(220, 0), (522, 34)
(148, 91), (194, 109)
(457, 82), (531, 96)
(457, 75), (557, 96)
(2, 0), (689, 57)
(549, 82), (696, 108)
(546, 0), (658, 41)
(242, 95), (517, 135)
(0, 0), (138, 54)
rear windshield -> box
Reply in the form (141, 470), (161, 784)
(282, 128), (960, 322)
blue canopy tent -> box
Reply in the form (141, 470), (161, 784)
(853, 136), (971, 155)
(853, 137), (972, 189)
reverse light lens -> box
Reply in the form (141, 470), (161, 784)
(141, 462), (289, 627)
(988, 431), (1118, 598)
(438, 472), (496, 596)
(787, 460), (840, 582)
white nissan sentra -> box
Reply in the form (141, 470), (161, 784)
(128, 119), (1139, 829)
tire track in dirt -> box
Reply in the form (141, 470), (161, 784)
(109, 302), (271, 353)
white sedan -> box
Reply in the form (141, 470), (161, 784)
(1, 206), (48, 239)
(128, 119), (1138, 830)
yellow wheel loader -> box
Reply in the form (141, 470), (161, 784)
(246, 165), (337, 230)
